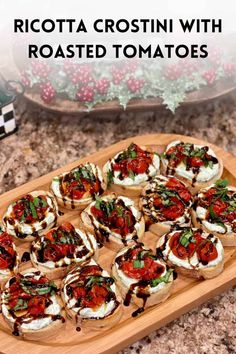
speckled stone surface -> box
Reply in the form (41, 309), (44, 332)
(0, 93), (236, 353)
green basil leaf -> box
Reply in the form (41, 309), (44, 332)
(41, 199), (48, 208)
(129, 150), (137, 158)
(138, 250), (148, 260)
(13, 299), (28, 312)
(208, 161), (214, 169)
(215, 179), (229, 189)
(150, 269), (173, 287)
(86, 276), (104, 287)
(20, 214), (26, 222)
(179, 235), (189, 247)
(128, 170), (135, 180)
(33, 197), (40, 207)
(160, 152), (166, 159)
(179, 228), (193, 247)
(107, 170), (114, 187)
(209, 204), (217, 220)
(95, 195), (102, 210)
(133, 259), (144, 269)
(116, 207), (123, 217)
(29, 201), (38, 219)
(229, 201), (236, 208)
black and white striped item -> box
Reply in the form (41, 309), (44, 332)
(0, 102), (17, 139)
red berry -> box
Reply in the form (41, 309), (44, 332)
(124, 59), (139, 73)
(164, 64), (182, 81)
(209, 47), (221, 65)
(203, 69), (216, 85)
(31, 61), (51, 78)
(40, 82), (55, 104)
(223, 63), (236, 77)
(21, 71), (30, 87)
(76, 86), (94, 103)
(181, 59), (199, 76)
(95, 78), (110, 95)
(111, 65), (126, 85)
(126, 76), (145, 93)
(71, 64), (93, 85)
(63, 60), (76, 75)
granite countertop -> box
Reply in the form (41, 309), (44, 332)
(0, 93), (236, 353)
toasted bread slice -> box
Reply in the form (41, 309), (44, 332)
(111, 244), (174, 313)
(61, 261), (123, 332)
(51, 162), (106, 210)
(191, 209), (236, 247)
(1, 268), (65, 340)
(140, 175), (193, 237)
(103, 144), (160, 197)
(156, 228), (224, 279)
(80, 194), (145, 251)
(2, 190), (59, 242)
(31, 224), (98, 280)
(161, 140), (223, 194)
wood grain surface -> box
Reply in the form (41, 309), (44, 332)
(0, 134), (235, 354)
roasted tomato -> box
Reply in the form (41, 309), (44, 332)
(166, 177), (192, 203)
(91, 201), (135, 236)
(79, 265), (102, 277)
(212, 199), (228, 216)
(188, 157), (204, 167)
(197, 240), (218, 263)
(60, 165), (102, 200)
(43, 244), (63, 262)
(0, 257), (9, 269)
(162, 198), (185, 220)
(169, 233), (196, 259)
(127, 158), (149, 174)
(82, 284), (109, 309)
(120, 248), (164, 280)
(112, 144), (153, 178)
(73, 286), (86, 300)
(205, 187), (217, 200)
(71, 189), (85, 200)
(12, 195), (48, 223)
(28, 296), (46, 316)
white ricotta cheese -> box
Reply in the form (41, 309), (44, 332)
(1, 272), (61, 331)
(104, 151), (160, 186)
(51, 162), (104, 204)
(3, 192), (58, 238)
(84, 195), (142, 242)
(63, 260), (118, 319)
(31, 228), (98, 269)
(157, 229), (224, 269)
(163, 140), (220, 182)
(114, 246), (171, 295)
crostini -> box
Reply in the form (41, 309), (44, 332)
(156, 227), (224, 279)
(2, 190), (59, 242)
(51, 162), (106, 210)
(192, 179), (236, 246)
(81, 194), (145, 251)
(112, 243), (174, 317)
(103, 143), (160, 197)
(61, 260), (122, 332)
(1, 268), (65, 340)
(31, 222), (98, 279)
(161, 140), (223, 194)
(140, 176), (192, 236)
(0, 226), (19, 288)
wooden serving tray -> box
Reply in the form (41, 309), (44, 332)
(0, 134), (235, 354)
